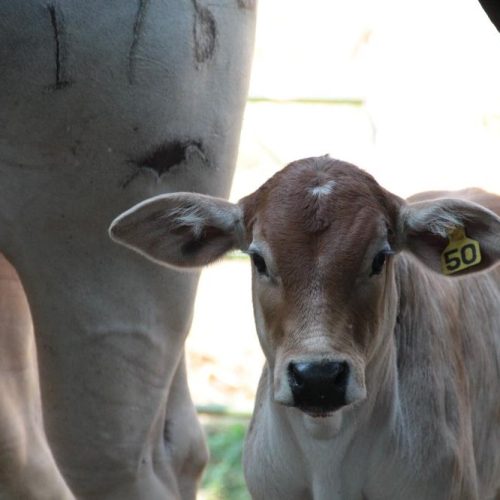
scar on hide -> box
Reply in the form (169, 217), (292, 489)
(128, 0), (150, 84)
(237, 0), (256, 10)
(192, 0), (217, 64)
(47, 4), (71, 90)
(122, 140), (207, 188)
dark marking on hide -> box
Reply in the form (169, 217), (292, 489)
(163, 419), (171, 444)
(47, 5), (71, 89)
(237, 0), (256, 10)
(192, 0), (217, 63)
(70, 139), (82, 157)
(121, 140), (207, 188)
(137, 140), (206, 175)
(128, 0), (150, 84)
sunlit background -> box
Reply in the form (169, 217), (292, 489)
(187, 1), (500, 497)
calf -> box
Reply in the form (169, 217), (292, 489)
(109, 156), (500, 500)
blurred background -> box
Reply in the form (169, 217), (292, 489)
(186, 0), (500, 497)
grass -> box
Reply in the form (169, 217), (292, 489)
(200, 417), (251, 500)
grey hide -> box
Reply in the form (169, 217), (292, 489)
(0, 1), (256, 499)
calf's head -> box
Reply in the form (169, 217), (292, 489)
(109, 156), (500, 417)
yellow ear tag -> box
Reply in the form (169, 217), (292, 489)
(441, 227), (482, 275)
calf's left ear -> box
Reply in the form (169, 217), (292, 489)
(400, 198), (500, 275)
(109, 192), (243, 269)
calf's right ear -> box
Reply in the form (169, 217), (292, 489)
(108, 193), (244, 269)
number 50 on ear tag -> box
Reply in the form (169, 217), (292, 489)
(441, 227), (482, 275)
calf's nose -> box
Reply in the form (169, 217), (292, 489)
(288, 360), (349, 413)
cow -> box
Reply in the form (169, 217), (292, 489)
(0, 1), (256, 498)
(0, 254), (74, 499)
(109, 156), (500, 500)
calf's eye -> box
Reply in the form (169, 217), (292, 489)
(251, 252), (268, 276)
(370, 249), (392, 277)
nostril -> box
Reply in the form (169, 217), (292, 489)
(288, 362), (305, 388)
(333, 361), (349, 388)
(334, 361), (347, 374)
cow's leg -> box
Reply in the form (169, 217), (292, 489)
(6, 246), (199, 499)
(0, 254), (74, 500)
(0, 1), (255, 498)
(163, 352), (209, 500)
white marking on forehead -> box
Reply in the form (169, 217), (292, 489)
(309, 180), (336, 198)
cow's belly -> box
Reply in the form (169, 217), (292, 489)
(0, 1), (255, 498)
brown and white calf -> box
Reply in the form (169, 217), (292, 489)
(109, 156), (500, 500)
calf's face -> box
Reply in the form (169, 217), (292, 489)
(109, 156), (500, 417)
(239, 161), (403, 415)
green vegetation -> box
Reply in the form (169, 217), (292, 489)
(200, 418), (251, 500)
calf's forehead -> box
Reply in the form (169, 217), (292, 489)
(242, 157), (401, 267)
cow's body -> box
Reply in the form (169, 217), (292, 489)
(110, 157), (500, 500)
(0, 2), (255, 498)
